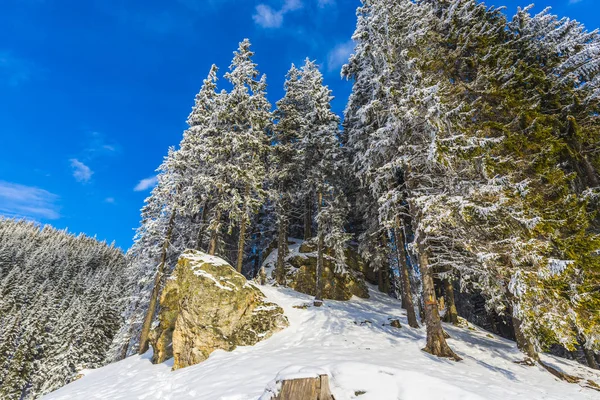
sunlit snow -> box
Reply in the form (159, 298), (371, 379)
(44, 285), (600, 400)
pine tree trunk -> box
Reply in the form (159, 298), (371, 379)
(512, 313), (539, 361)
(275, 208), (288, 285)
(579, 336), (599, 370)
(583, 348), (599, 370)
(314, 192), (324, 307)
(444, 279), (459, 325)
(236, 217), (248, 274)
(236, 186), (252, 273)
(378, 233), (389, 294)
(196, 202), (209, 251)
(393, 219), (419, 329)
(208, 209), (222, 256)
(304, 194), (313, 240)
(418, 241), (461, 360)
(138, 210), (176, 355)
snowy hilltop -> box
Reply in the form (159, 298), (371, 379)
(44, 285), (600, 400)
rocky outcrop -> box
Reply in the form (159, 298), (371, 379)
(260, 240), (370, 301)
(281, 241), (369, 301)
(150, 250), (288, 370)
(286, 254), (369, 300)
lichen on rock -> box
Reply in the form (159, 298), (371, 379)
(150, 250), (288, 370)
(286, 254), (369, 300)
(261, 239), (370, 301)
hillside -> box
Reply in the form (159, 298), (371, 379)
(44, 285), (600, 400)
(0, 218), (129, 399)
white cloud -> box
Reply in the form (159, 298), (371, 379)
(569, 0), (582, 4)
(253, 4), (284, 28)
(134, 176), (158, 192)
(0, 181), (60, 220)
(105, 197), (116, 204)
(85, 131), (120, 157)
(253, 0), (304, 29)
(327, 40), (354, 73)
(70, 159), (93, 183)
(282, 0), (303, 12)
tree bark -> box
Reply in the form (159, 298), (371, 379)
(304, 194), (313, 240)
(138, 210), (176, 355)
(314, 192), (324, 307)
(393, 218), (419, 329)
(584, 348), (599, 370)
(378, 233), (389, 294)
(208, 209), (222, 256)
(275, 206), (288, 285)
(196, 202), (209, 251)
(236, 185), (252, 273)
(443, 278), (459, 325)
(418, 241), (461, 360)
(236, 216), (248, 273)
(512, 313), (539, 361)
(579, 336), (600, 370)
(378, 266), (386, 293)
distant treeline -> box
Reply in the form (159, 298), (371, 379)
(0, 218), (129, 399)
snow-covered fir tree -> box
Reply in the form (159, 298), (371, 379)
(0, 218), (128, 399)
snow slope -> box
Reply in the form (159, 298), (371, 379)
(44, 285), (600, 400)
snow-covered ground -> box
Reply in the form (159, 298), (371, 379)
(44, 285), (600, 400)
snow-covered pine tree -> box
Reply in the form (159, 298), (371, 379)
(112, 65), (225, 358)
(220, 39), (272, 273)
(0, 218), (127, 399)
(343, 0), (428, 330)
(407, 0), (600, 368)
(271, 64), (305, 285)
(289, 59), (351, 306)
(137, 147), (182, 355)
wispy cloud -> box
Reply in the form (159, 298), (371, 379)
(327, 40), (354, 73)
(70, 159), (93, 183)
(568, 0), (583, 3)
(105, 197), (116, 204)
(84, 131), (120, 157)
(0, 181), (60, 220)
(134, 176), (158, 192)
(0, 51), (37, 86)
(317, 0), (335, 7)
(253, 0), (304, 29)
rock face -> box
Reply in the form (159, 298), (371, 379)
(150, 250), (288, 370)
(285, 242), (369, 301)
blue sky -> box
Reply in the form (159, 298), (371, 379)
(0, 0), (598, 249)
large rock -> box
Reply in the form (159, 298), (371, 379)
(286, 254), (369, 300)
(284, 241), (369, 300)
(150, 250), (288, 370)
(298, 240), (377, 285)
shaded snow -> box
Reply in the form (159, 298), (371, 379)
(260, 238), (307, 281)
(44, 285), (600, 400)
